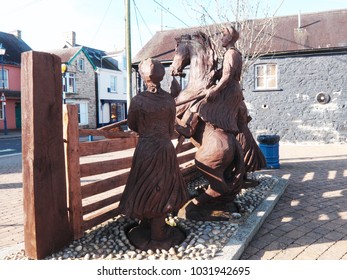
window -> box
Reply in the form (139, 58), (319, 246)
(65, 101), (88, 125)
(78, 58), (85, 71)
(0, 68), (9, 89)
(78, 102), (88, 125)
(110, 76), (117, 92)
(63, 72), (76, 93)
(110, 102), (126, 123)
(255, 64), (277, 90)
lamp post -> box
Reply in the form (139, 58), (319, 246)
(0, 44), (7, 135)
(61, 63), (67, 104)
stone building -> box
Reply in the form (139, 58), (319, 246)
(49, 32), (126, 128)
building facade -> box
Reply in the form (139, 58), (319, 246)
(51, 32), (128, 128)
(0, 30), (31, 132)
(243, 50), (347, 143)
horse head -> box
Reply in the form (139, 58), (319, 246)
(170, 31), (217, 88)
(170, 34), (192, 77)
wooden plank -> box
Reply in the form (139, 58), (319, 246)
(63, 105), (84, 239)
(79, 138), (137, 156)
(177, 149), (196, 165)
(176, 141), (195, 153)
(79, 128), (136, 139)
(82, 193), (123, 215)
(83, 207), (121, 231)
(21, 51), (72, 259)
(80, 156), (133, 177)
(81, 172), (130, 199)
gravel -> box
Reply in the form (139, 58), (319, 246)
(3, 173), (279, 260)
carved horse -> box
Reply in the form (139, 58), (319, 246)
(170, 32), (245, 220)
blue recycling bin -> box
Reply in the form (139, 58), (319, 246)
(257, 135), (280, 169)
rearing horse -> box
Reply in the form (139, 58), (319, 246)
(170, 31), (245, 220)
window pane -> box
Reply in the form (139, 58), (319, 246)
(267, 77), (276, 88)
(256, 66), (265, 76)
(0, 69), (8, 88)
(78, 59), (84, 71)
(257, 77), (264, 88)
(267, 65), (276, 75)
(110, 76), (117, 92)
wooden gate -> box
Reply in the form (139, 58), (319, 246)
(63, 104), (198, 239)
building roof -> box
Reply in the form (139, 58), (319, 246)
(48, 46), (120, 71)
(48, 47), (82, 64)
(83, 46), (120, 71)
(133, 9), (347, 64)
(0, 31), (32, 66)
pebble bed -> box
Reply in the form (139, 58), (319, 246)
(4, 173), (278, 260)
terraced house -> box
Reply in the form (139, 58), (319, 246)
(50, 32), (127, 128)
(0, 30), (31, 132)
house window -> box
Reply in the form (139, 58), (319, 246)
(110, 102), (126, 123)
(110, 76), (117, 92)
(78, 102), (88, 125)
(255, 64), (277, 90)
(64, 72), (76, 93)
(78, 58), (85, 72)
(65, 101), (88, 125)
(0, 68), (9, 89)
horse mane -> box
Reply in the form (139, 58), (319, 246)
(191, 31), (218, 71)
(174, 31), (218, 88)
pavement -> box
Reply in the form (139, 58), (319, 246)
(0, 130), (347, 260)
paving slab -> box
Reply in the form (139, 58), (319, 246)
(214, 176), (288, 259)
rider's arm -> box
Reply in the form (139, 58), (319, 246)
(206, 50), (237, 101)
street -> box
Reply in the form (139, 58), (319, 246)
(0, 138), (22, 157)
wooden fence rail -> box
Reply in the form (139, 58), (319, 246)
(63, 104), (198, 239)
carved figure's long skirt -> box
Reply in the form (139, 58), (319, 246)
(118, 137), (189, 220)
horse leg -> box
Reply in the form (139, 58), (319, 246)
(175, 109), (199, 138)
(180, 126), (244, 220)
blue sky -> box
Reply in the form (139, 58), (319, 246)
(1, 0), (347, 55)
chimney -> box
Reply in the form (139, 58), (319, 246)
(10, 30), (22, 40)
(64, 31), (76, 47)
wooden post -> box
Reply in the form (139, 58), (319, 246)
(63, 104), (83, 239)
(21, 51), (72, 259)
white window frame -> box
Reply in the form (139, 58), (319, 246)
(64, 72), (76, 93)
(255, 64), (278, 90)
(78, 102), (88, 125)
(110, 76), (117, 93)
(65, 100), (88, 125)
(0, 68), (9, 89)
(78, 58), (85, 72)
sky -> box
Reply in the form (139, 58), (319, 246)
(1, 0), (347, 56)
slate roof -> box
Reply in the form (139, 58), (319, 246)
(0, 31), (32, 66)
(133, 9), (347, 64)
(48, 46), (120, 71)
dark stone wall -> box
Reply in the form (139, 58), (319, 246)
(243, 52), (347, 143)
